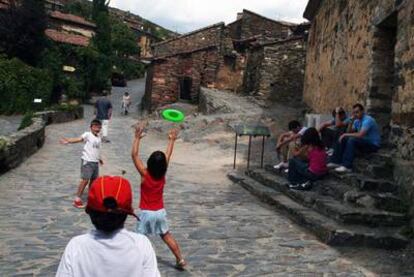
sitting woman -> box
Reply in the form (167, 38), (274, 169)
(288, 127), (328, 190)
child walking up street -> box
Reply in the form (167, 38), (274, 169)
(131, 124), (186, 270)
(60, 119), (103, 208)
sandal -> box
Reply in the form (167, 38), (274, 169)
(175, 259), (186, 270)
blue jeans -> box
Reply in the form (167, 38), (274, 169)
(331, 137), (379, 169)
(288, 157), (323, 184)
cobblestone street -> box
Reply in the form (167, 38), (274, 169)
(0, 79), (411, 276)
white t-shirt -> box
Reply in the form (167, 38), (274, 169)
(81, 132), (101, 162)
(298, 127), (308, 136)
(56, 229), (160, 277)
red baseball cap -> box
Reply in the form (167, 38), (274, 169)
(86, 176), (137, 218)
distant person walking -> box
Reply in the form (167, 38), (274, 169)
(95, 91), (112, 143)
(122, 92), (131, 115)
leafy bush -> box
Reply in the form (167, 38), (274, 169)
(0, 57), (53, 114)
(48, 103), (80, 112)
(18, 112), (34, 130)
(0, 136), (9, 151)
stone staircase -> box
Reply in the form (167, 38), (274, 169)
(228, 150), (410, 249)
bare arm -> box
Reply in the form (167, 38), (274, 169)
(131, 126), (147, 176)
(165, 129), (178, 165)
(60, 137), (83, 144)
(318, 121), (333, 131)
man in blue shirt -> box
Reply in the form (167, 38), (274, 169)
(329, 104), (381, 173)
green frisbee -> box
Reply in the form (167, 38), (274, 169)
(162, 109), (185, 123)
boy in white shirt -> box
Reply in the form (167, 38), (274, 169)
(56, 176), (160, 277)
(60, 119), (103, 208)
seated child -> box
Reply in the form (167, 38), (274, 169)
(56, 176), (160, 277)
(287, 127), (328, 190)
(274, 120), (308, 170)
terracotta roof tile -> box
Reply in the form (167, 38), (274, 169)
(45, 29), (90, 47)
(49, 11), (96, 28)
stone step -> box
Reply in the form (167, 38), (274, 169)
(248, 169), (408, 227)
(228, 172), (409, 249)
(354, 158), (394, 179)
(343, 174), (398, 193)
(342, 189), (409, 214)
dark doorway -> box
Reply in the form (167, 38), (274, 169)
(179, 77), (192, 101)
(368, 11), (397, 139)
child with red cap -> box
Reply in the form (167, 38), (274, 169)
(131, 124), (186, 270)
(56, 176), (160, 277)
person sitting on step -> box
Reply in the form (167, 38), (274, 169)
(328, 103), (381, 173)
(317, 106), (351, 153)
(274, 120), (308, 171)
(287, 127), (328, 190)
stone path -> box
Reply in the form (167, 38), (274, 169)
(0, 78), (410, 276)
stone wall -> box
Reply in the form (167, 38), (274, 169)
(145, 47), (222, 110)
(243, 38), (306, 104)
(228, 9), (294, 43)
(0, 107), (84, 174)
(303, 0), (414, 155)
(303, 0), (395, 112)
(152, 23), (226, 57)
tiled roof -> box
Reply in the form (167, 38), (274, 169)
(45, 29), (90, 46)
(49, 11), (96, 28)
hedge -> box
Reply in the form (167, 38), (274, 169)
(0, 57), (53, 114)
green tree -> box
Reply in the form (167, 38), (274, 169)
(0, 0), (48, 66)
(111, 17), (139, 58)
(91, 0), (112, 92)
(63, 1), (92, 19)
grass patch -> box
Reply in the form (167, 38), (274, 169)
(18, 112), (34, 130)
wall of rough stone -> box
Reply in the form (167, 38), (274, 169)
(152, 23), (226, 57)
(228, 10), (293, 43)
(243, 38), (306, 104)
(145, 47), (222, 111)
(0, 107), (84, 174)
(303, 0), (395, 112)
(303, 0), (414, 156)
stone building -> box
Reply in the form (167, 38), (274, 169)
(142, 23), (238, 111)
(228, 9), (296, 44)
(143, 10), (302, 112)
(303, 0), (414, 208)
(46, 10), (96, 47)
(242, 35), (307, 104)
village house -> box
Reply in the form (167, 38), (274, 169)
(46, 10), (96, 47)
(303, 0), (414, 211)
(143, 9), (306, 112)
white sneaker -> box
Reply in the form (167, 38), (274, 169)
(326, 148), (334, 156)
(327, 163), (340, 169)
(284, 169), (289, 174)
(273, 162), (288, 170)
(335, 166), (351, 173)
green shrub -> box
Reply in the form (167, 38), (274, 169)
(0, 57), (53, 114)
(48, 103), (80, 112)
(0, 136), (9, 151)
(18, 112), (34, 130)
